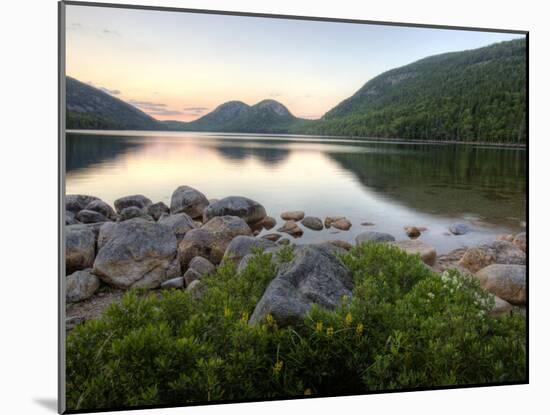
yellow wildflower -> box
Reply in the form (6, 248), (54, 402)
(315, 321), (323, 333)
(345, 312), (353, 326)
(266, 313), (274, 325)
(326, 326), (334, 337)
(273, 360), (284, 375)
(356, 323), (364, 336)
(240, 311), (249, 323)
(223, 307), (232, 318)
(304, 388), (313, 395)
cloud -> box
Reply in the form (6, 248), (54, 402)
(129, 100), (183, 116)
(269, 91), (283, 98)
(182, 106), (209, 116)
(100, 87), (121, 95)
(102, 29), (121, 37)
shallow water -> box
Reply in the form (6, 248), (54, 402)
(66, 131), (526, 254)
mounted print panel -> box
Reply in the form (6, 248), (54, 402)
(59, 1), (528, 413)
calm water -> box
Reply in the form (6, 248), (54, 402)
(66, 131), (526, 254)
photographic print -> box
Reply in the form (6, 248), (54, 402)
(60, 1), (527, 413)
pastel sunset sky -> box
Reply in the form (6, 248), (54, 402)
(66, 4), (522, 122)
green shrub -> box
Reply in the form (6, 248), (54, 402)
(66, 243), (526, 411)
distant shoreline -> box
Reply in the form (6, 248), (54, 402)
(65, 129), (527, 149)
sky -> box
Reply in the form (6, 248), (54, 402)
(65, 5), (523, 122)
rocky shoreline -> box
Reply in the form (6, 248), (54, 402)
(65, 186), (527, 330)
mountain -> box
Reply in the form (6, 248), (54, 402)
(65, 38), (526, 143)
(300, 38), (526, 143)
(66, 77), (161, 130)
(183, 99), (312, 133)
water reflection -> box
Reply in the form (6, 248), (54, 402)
(66, 131), (526, 253)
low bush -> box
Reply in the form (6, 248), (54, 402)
(66, 242), (526, 411)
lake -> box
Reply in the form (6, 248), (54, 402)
(66, 131), (526, 254)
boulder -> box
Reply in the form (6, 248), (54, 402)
(85, 199), (116, 220)
(404, 226), (421, 238)
(170, 185), (209, 219)
(513, 232), (526, 253)
(356, 231), (395, 244)
(186, 280), (206, 300)
(489, 295), (515, 318)
(66, 269), (100, 303)
(251, 216), (277, 231)
(66, 194), (100, 214)
(160, 277), (185, 289)
(66, 225), (96, 273)
(178, 216), (252, 266)
(361, 222), (375, 226)
(188, 256), (216, 276)
(281, 211), (305, 221)
(324, 216), (345, 228)
(158, 212), (197, 241)
(476, 264), (526, 305)
(326, 240), (353, 251)
(496, 234), (514, 242)
(147, 202), (170, 221)
(277, 220), (303, 238)
(97, 221), (117, 251)
(93, 220), (178, 289)
(65, 210), (79, 225)
(203, 196), (266, 224)
(114, 194), (152, 213)
(249, 244), (353, 326)
(449, 223), (469, 235)
(458, 241), (526, 273)
(331, 218), (352, 231)
(224, 235), (277, 263)
(183, 268), (202, 286)
(119, 206), (153, 222)
(301, 216), (323, 231)
(391, 240), (437, 266)
(262, 233), (282, 242)
(76, 209), (109, 224)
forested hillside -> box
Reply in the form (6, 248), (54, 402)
(299, 38), (526, 143)
(66, 77), (161, 130)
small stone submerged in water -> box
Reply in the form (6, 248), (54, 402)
(449, 223), (470, 235)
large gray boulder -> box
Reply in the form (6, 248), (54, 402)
(224, 235), (277, 264)
(114, 194), (152, 214)
(66, 194), (100, 214)
(66, 225), (96, 273)
(170, 185), (209, 219)
(356, 231), (395, 244)
(158, 212), (197, 241)
(178, 216), (252, 266)
(119, 206), (153, 222)
(476, 264), (526, 305)
(459, 240), (526, 273)
(66, 269), (100, 303)
(93, 220), (178, 289)
(249, 244), (353, 326)
(203, 196), (266, 225)
(97, 221), (117, 251)
(85, 199), (117, 220)
(65, 210), (79, 225)
(76, 209), (109, 224)
(147, 202), (170, 221)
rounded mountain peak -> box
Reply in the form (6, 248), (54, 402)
(253, 99), (292, 117)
